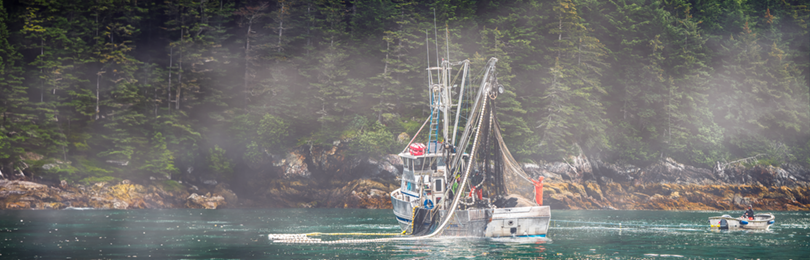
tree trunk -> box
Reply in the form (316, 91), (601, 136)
(378, 40), (389, 123)
(96, 73), (100, 120)
(278, 1), (284, 52)
(168, 45), (173, 111)
(176, 16), (184, 110)
(244, 19), (252, 105)
(306, 3), (311, 55)
(40, 40), (44, 103)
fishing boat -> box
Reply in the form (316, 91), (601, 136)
(709, 213), (775, 230)
(390, 57), (550, 238)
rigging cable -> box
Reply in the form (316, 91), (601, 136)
(269, 86), (490, 245)
(269, 59), (497, 244)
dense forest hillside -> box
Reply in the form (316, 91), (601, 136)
(0, 0), (808, 188)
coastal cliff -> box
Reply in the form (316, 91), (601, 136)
(2, 143), (809, 211)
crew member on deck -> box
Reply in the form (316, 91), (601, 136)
(531, 176), (544, 206)
(742, 205), (755, 220)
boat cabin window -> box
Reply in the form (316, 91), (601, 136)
(413, 158), (424, 171)
(402, 158), (410, 171)
(435, 179), (442, 192)
(410, 157), (444, 171)
(406, 181), (416, 192)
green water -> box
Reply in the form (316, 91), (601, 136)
(0, 209), (808, 259)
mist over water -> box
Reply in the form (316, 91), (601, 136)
(1, 209), (808, 259)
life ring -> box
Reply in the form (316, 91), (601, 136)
(423, 199), (434, 209)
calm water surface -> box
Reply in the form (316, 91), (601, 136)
(0, 209), (808, 259)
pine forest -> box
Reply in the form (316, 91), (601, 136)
(0, 0), (808, 187)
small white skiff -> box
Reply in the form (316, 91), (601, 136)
(709, 213), (775, 230)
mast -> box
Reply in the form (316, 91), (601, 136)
(451, 61), (469, 145)
(441, 25), (452, 144)
(442, 61), (450, 143)
(449, 58), (497, 170)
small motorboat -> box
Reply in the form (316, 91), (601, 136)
(709, 213), (775, 230)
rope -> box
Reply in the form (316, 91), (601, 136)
(406, 205), (418, 235)
(270, 58), (497, 245)
(400, 113), (434, 154)
(269, 90), (490, 245)
(269, 232), (401, 238)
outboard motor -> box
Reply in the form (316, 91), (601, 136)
(718, 214), (731, 230)
(719, 219), (728, 230)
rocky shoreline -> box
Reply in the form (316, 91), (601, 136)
(2, 143), (809, 211)
(0, 179), (229, 210)
(509, 157), (810, 211)
(542, 182), (809, 211)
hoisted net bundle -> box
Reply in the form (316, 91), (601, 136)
(492, 119), (537, 204)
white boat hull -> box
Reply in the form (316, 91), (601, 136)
(391, 189), (414, 231)
(709, 213), (775, 230)
(392, 188), (550, 237)
(485, 206), (551, 237)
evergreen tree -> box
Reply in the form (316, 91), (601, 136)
(597, 0), (669, 163)
(536, 0), (608, 157)
(141, 132), (178, 179)
(0, 0), (808, 183)
(21, 0), (95, 165)
(368, 1), (425, 124)
(93, 0), (150, 175)
(234, 1), (269, 108)
(309, 0), (354, 134)
(713, 21), (768, 155)
(0, 1), (30, 174)
(658, 0), (723, 166)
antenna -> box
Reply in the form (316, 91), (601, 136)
(445, 23), (450, 62)
(433, 8), (439, 67)
(426, 30), (433, 87)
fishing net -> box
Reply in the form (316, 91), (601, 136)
(492, 115), (536, 204)
(411, 207), (441, 236)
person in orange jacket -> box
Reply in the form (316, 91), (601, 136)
(531, 176), (544, 206)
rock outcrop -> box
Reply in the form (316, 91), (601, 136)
(519, 155), (810, 211)
(0, 179), (236, 210)
(186, 192), (226, 209)
(541, 182), (810, 211)
(237, 141), (401, 209)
